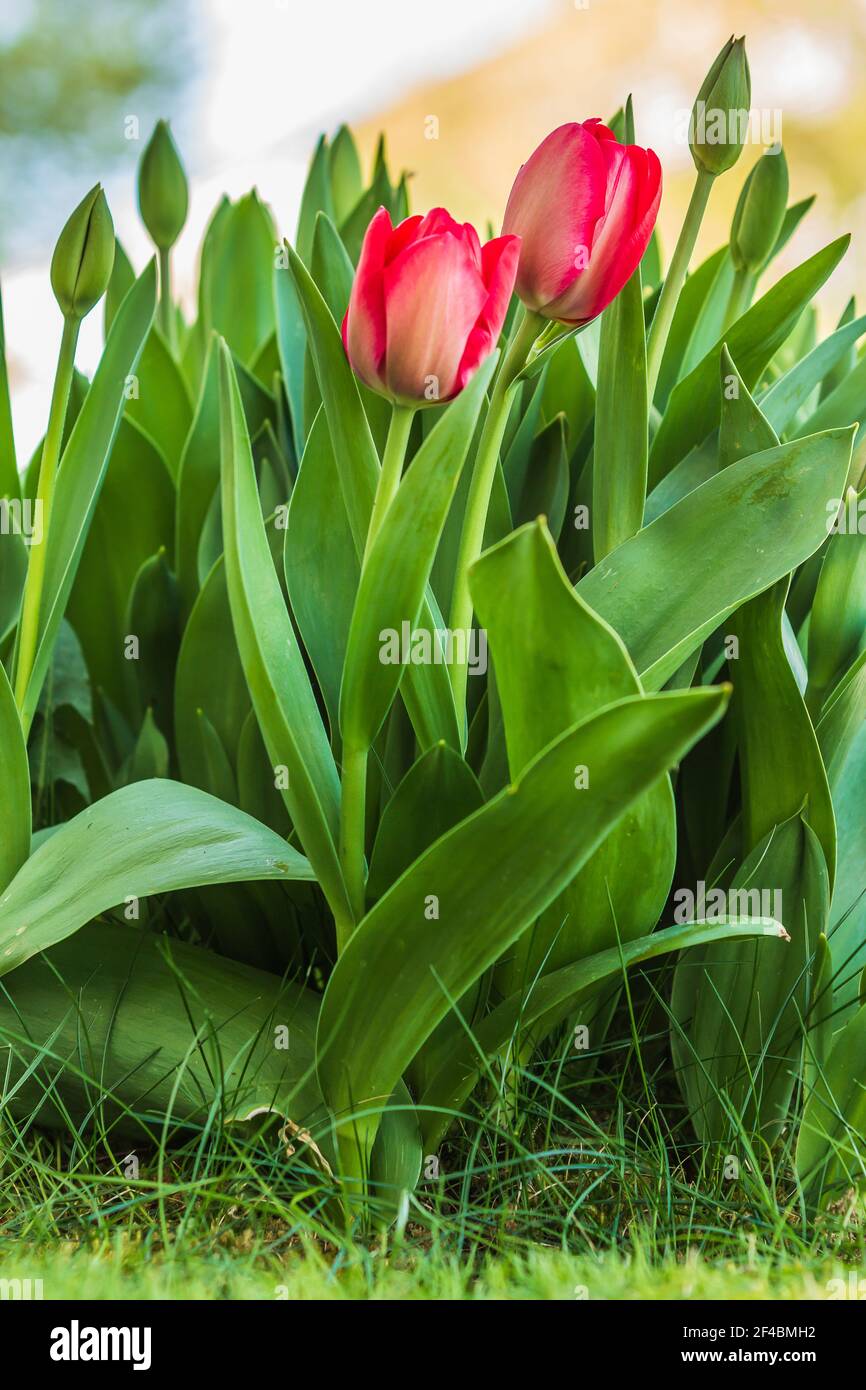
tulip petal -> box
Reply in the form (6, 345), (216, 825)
(383, 232), (487, 402)
(342, 205), (392, 391)
(455, 234), (521, 392)
(503, 123), (608, 311)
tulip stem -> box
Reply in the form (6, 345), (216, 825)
(339, 738), (368, 939)
(448, 307), (543, 717)
(365, 403), (414, 562)
(158, 247), (174, 349)
(14, 315), (80, 732)
(722, 266), (754, 333)
(646, 167), (715, 402)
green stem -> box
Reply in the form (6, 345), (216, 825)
(14, 315), (80, 730)
(448, 308), (542, 714)
(722, 265), (755, 334)
(158, 246), (173, 348)
(365, 403), (414, 562)
(646, 167), (715, 402)
(339, 739), (368, 943)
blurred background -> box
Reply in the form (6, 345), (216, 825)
(1, 0), (864, 459)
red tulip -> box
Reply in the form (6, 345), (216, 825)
(342, 207), (520, 405)
(502, 120), (662, 326)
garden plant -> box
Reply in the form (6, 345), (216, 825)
(1, 34), (866, 1277)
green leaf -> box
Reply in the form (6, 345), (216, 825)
(218, 339), (351, 932)
(284, 408), (358, 743)
(317, 685), (730, 1172)
(797, 994), (866, 1203)
(0, 659), (29, 892)
(207, 193), (277, 365)
(367, 743), (483, 905)
(421, 916), (786, 1151)
(125, 327), (193, 478)
(649, 237), (850, 483)
(19, 261), (157, 733)
(0, 780), (314, 976)
(285, 242), (460, 750)
(593, 259), (647, 559)
(577, 428), (855, 690)
(66, 417), (174, 717)
(328, 125), (363, 225)
(0, 921), (322, 1138)
(807, 493), (866, 713)
(759, 313), (866, 436)
(472, 520), (675, 995)
(340, 357), (495, 753)
(817, 645), (866, 786)
(671, 815), (828, 1142)
(175, 558), (250, 792)
(296, 135), (335, 267)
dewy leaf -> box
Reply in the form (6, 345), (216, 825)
(472, 520), (675, 995)
(0, 660), (30, 892)
(649, 237), (850, 483)
(0, 780), (314, 977)
(19, 261), (157, 733)
(317, 685), (730, 1170)
(340, 356), (494, 753)
(577, 428), (855, 690)
(218, 340), (351, 933)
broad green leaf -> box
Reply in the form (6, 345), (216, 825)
(730, 578), (835, 886)
(718, 344), (779, 467)
(286, 243), (460, 749)
(593, 257), (647, 559)
(825, 719), (866, 1024)
(797, 995), (866, 1203)
(807, 493), (866, 713)
(67, 416), (174, 717)
(654, 246), (733, 410)
(317, 685), (730, 1173)
(671, 815), (828, 1142)
(175, 338), (274, 617)
(514, 414), (569, 540)
(649, 237), (850, 483)
(328, 125), (363, 225)
(0, 921), (322, 1138)
(0, 779), (314, 976)
(340, 357), (494, 752)
(284, 409), (358, 742)
(18, 261), (157, 734)
(421, 916), (786, 1151)
(367, 743), (483, 905)
(472, 520), (675, 995)
(208, 192), (277, 365)
(817, 645), (866, 787)
(798, 354), (866, 444)
(125, 327), (193, 478)
(103, 236), (135, 339)
(123, 548), (181, 742)
(0, 660), (29, 891)
(175, 557), (249, 791)
(0, 529), (27, 644)
(577, 428), (855, 690)
(218, 340), (351, 932)
(296, 134), (335, 267)
(759, 313), (866, 436)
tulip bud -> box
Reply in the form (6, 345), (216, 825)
(138, 119), (189, 250)
(50, 185), (115, 321)
(729, 148), (789, 273)
(690, 36), (751, 177)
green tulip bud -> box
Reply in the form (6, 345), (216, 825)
(138, 119), (189, 250)
(50, 184), (115, 321)
(690, 36), (752, 177)
(730, 148), (789, 273)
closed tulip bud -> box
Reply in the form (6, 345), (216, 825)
(342, 207), (520, 405)
(502, 120), (662, 325)
(50, 184), (115, 321)
(138, 119), (189, 250)
(690, 36), (752, 177)
(730, 148), (788, 272)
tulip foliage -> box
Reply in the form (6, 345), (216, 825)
(1, 41), (865, 1221)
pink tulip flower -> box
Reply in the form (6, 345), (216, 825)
(502, 120), (662, 325)
(342, 207), (520, 404)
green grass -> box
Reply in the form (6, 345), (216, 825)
(2, 977), (864, 1301)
